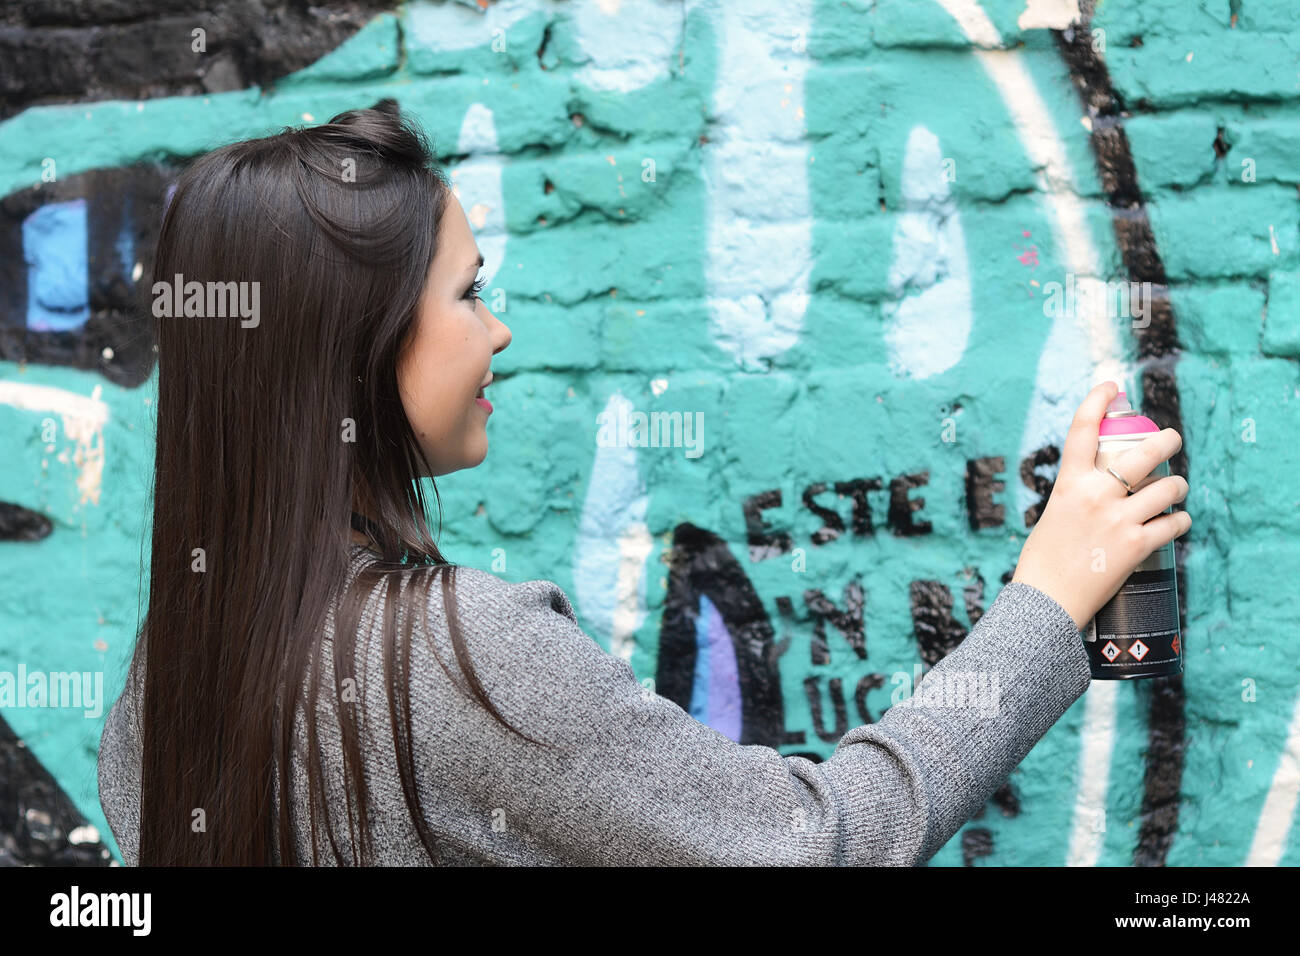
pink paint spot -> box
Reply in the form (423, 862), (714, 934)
(1013, 230), (1038, 266)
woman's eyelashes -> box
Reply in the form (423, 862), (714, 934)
(464, 273), (486, 303)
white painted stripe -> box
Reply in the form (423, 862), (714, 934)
(883, 125), (973, 379)
(611, 522), (653, 664)
(933, 0), (1129, 867)
(1017, 0), (1082, 31)
(696, 0), (812, 369)
(571, 0), (683, 93)
(0, 380), (109, 506)
(0, 380), (109, 427)
(453, 103), (507, 289)
(1066, 679), (1117, 864)
(1246, 687), (1300, 865)
(574, 393), (650, 659)
(403, 0), (536, 53)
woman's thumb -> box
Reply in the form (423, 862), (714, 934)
(1061, 380), (1120, 476)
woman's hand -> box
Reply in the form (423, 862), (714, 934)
(1011, 380), (1192, 632)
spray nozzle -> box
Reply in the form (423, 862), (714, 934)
(1105, 390), (1133, 416)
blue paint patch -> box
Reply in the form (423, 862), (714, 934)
(115, 220), (133, 280)
(688, 594), (713, 726)
(22, 199), (88, 332)
(689, 593), (742, 741)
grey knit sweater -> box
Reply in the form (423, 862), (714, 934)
(98, 543), (1092, 865)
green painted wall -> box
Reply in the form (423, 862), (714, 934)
(1, 0), (1297, 866)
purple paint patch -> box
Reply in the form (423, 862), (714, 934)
(700, 594), (742, 741)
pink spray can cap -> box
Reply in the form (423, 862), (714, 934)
(1100, 386), (1160, 436)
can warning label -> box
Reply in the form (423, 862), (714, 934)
(1085, 568), (1182, 678)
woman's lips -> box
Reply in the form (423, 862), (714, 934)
(476, 396), (493, 413)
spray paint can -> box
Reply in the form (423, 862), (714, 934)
(1082, 390), (1183, 679)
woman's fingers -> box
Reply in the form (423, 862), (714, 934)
(1060, 380), (1120, 478)
(1141, 508), (1193, 553)
(1106, 427), (1184, 492)
(1012, 380), (1196, 629)
(1124, 473), (1189, 522)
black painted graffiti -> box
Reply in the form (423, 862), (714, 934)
(0, 501), (53, 541)
(0, 163), (178, 387)
(801, 577), (865, 664)
(0, 162), (178, 607)
(912, 572), (987, 669)
(657, 521), (1028, 863)
(743, 447), (1064, 564)
(0, 714), (113, 865)
(964, 779), (1023, 866)
(1055, 4), (1190, 870)
(0, 1), (393, 121)
(1019, 446), (1060, 529)
(669, 441), (1084, 862)
(657, 522), (804, 749)
(0, 159), (188, 871)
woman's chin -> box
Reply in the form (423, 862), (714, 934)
(421, 431), (490, 477)
(470, 436), (489, 467)
(457, 436), (490, 472)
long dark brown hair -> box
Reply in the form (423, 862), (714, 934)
(134, 100), (547, 866)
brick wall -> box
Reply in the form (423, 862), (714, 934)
(0, 0), (1296, 866)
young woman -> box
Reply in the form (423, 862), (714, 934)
(98, 100), (1192, 866)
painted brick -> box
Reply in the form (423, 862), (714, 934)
(871, 0), (972, 48)
(807, 0), (873, 60)
(1227, 533), (1300, 621)
(1223, 116), (1300, 185)
(1263, 270), (1300, 357)
(1148, 184), (1298, 280)
(1172, 281), (1267, 356)
(1122, 111), (1223, 188)
(1106, 33), (1300, 108)
(1236, 0), (1300, 31)
(0, 0), (1298, 871)
(1091, 0), (1232, 45)
(1227, 357), (1300, 531)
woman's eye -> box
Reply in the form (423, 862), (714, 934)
(464, 274), (486, 302)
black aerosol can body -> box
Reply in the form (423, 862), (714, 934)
(1084, 391), (1183, 679)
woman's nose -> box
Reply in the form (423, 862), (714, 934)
(491, 311), (511, 354)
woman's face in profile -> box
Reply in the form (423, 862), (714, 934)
(398, 189), (512, 477)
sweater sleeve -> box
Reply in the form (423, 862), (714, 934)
(408, 570), (1092, 866)
(98, 636), (144, 867)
